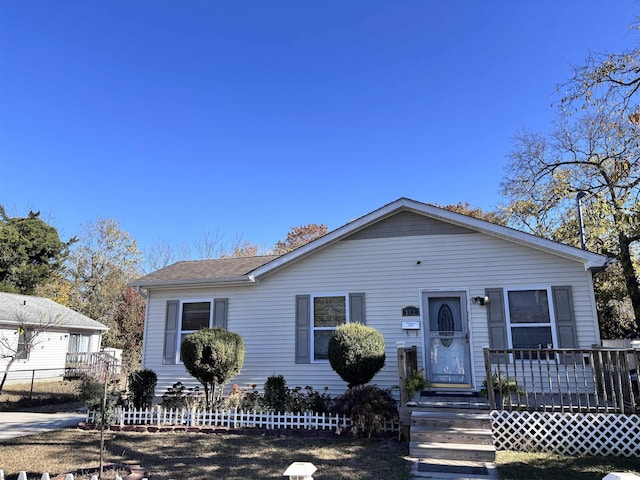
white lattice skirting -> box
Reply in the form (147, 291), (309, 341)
(491, 410), (640, 457)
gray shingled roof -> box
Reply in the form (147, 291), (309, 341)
(0, 292), (108, 331)
(131, 255), (280, 287)
(132, 198), (610, 290)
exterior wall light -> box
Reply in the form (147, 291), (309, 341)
(472, 296), (490, 306)
(283, 462), (317, 480)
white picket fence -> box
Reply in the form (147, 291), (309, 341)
(86, 405), (400, 432)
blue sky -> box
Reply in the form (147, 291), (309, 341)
(1, 1), (637, 259)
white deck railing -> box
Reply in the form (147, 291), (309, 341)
(483, 347), (640, 413)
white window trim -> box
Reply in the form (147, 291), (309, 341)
(310, 293), (350, 363)
(177, 298), (214, 363)
(503, 286), (558, 350)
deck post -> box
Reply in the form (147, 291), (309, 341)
(397, 342), (407, 407)
(483, 347), (496, 410)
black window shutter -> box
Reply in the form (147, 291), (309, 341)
(295, 295), (310, 364)
(213, 298), (228, 329)
(349, 293), (366, 324)
(163, 300), (179, 365)
(552, 286), (577, 348)
(485, 288), (508, 363)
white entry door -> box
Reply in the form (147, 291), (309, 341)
(423, 291), (472, 388)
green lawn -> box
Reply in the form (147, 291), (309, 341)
(0, 429), (413, 480)
(496, 451), (640, 480)
(0, 423), (638, 479)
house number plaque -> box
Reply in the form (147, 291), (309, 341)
(402, 306), (420, 317)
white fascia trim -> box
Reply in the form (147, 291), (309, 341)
(129, 275), (257, 289)
(429, 213), (608, 270)
(250, 200), (411, 278)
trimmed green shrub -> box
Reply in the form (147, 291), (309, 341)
(328, 323), (386, 388)
(263, 374), (288, 412)
(78, 377), (122, 425)
(332, 385), (398, 438)
(181, 328), (245, 408)
(286, 385), (333, 414)
(160, 381), (204, 409)
(231, 377), (332, 413)
(128, 369), (157, 409)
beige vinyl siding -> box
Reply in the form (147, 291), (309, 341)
(143, 233), (600, 399)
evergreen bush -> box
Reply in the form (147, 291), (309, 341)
(332, 385), (398, 438)
(78, 377), (122, 425)
(263, 374), (288, 412)
(127, 369), (157, 409)
(327, 323), (386, 387)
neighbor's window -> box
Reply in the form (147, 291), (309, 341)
(312, 295), (348, 361)
(17, 329), (32, 360)
(179, 300), (212, 360)
(506, 288), (556, 350)
(68, 333), (91, 353)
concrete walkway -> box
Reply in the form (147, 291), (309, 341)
(0, 408), (86, 442)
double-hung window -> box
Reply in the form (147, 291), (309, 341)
(17, 329), (32, 360)
(179, 300), (212, 360)
(505, 287), (557, 351)
(311, 294), (348, 361)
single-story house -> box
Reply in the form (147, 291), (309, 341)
(0, 292), (108, 383)
(131, 198), (609, 400)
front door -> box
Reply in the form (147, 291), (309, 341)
(423, 291), (472, 388)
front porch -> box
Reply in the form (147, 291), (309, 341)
(397, 344), (640, 414)
(398, 344), (640, 460)
(64, 351), (121, 379)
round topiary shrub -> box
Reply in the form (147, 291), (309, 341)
(327, 323), (385, 388)
(181, 328), (245, 408)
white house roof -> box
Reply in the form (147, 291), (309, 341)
(0, 292), (108, 331)
(131, 198), (610, 289)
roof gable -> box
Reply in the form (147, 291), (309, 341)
(346, 210), (477, 240)
(251, 198), (609, 277)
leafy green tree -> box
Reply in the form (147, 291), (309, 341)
(67, 217), (142, 348)
(0, 207), (72, 294)
(503, 42), (640, 335)
(111, 287), (146, 372)
(180, 328), (245, 408)
(328, 323), (385, 388)
(34, 273), (73, 306)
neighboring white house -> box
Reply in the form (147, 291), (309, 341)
(0, 292), (108, 382)
(131, 198), (610, 399)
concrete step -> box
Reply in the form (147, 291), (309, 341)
(409, 441), (496, 462)
(411, 426), (494, 445)
(413, 459), (498, 480)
